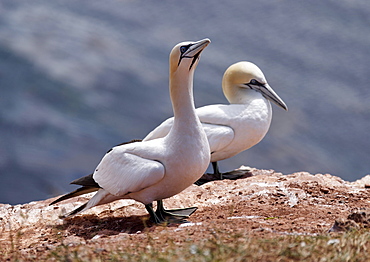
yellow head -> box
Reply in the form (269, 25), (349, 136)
(222, 61), (288, 110)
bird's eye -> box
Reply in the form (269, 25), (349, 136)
(250, 79), (260, 85)
(180, 46), (188, 54)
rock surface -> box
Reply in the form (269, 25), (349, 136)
(1, 167), (370, 257)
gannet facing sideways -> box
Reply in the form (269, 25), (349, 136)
(144, 61), (288, 183)
(50, 39), (211, 224)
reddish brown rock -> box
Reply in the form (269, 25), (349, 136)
(1, 167), (370, 255)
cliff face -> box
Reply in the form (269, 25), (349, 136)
(1, 168), (370, 260)
(1, 1), (370, 205)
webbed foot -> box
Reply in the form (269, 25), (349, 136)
(194, 163), (252, 185)
(155, 200), (197, 224)
(145, 201), (198, 224)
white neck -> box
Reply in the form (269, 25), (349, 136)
(169, 68), (200, 133)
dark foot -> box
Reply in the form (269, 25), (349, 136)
(155, 200), (197, 224)
(220, 170), (247, 180)
(194, 178), (208, 186)
(158, 206), (197, 217)
(145, 201), (198, 224)
(194, 173), (224, 185)
(194, 166), (252, 186)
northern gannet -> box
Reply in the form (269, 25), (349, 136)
(143, 61), (288, 183)
(50, 39), (211, 224)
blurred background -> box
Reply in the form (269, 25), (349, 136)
(1, 0), (370, 204)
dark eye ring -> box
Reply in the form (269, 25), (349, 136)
(250, 79), (259, 85)
(180, 46), (188, 54)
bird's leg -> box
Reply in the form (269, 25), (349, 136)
(145, 203), (164, 224)
(155, 200), (197, 221)
(214, 161), (246, 180)
(194, 162), (221, 185)
(212, 161), (222, 179)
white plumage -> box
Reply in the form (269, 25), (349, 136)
(144, 61), (287, 179)
(51, 39), (211, 223)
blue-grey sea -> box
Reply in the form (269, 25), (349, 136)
(1, 0), (370, 204)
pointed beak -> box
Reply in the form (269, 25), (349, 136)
(182, 38), (210, 70)
(184, 38), (211, 57)
(259, 83), (288, 111)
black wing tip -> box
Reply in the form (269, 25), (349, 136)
(49, 199), (61, 206)
(57, 202), (88, 219)
(49, 186), (99, 206)
(66, 203), (88, 217)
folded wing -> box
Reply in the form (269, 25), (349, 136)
(202, 123), (234, 153)
(93, 149), (165, 196)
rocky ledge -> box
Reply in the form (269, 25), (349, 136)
(1, 166), (370, 255)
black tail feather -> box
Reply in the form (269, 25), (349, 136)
(52, 139), (143, 216)
(49, 186), (99, 206)
(71, 174), (101, 188)
(62, 202), (88, 218)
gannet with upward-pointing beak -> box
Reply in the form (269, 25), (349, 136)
(143, 61), (288, 183)
(50, 39), (211, 224)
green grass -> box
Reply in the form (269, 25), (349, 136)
(3, 228), (370, 262)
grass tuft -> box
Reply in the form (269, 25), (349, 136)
(3, 228), (370, 261)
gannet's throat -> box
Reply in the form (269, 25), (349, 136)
(170, 39), (210, 122)
(189, 51), (201, 70)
